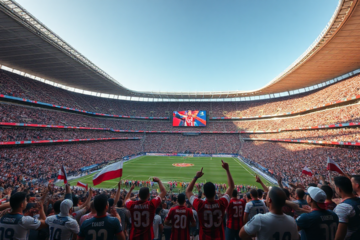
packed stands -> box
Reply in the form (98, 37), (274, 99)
(0, 69), (360, 188)
(0, 140), (142, 182)
(1, 69), (360, 118)
(241, 141), (360, 184)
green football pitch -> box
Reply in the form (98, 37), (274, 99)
(66, 156), (273, 191)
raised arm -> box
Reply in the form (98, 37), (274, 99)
(255, 175), (269, 192)
(78, 188), (92, 211)
(186, 168), (204, 200)
(114, 180), (121, 205)
(124, 185), (135, 203)
(153, 177), (167, 199)
(276, 175), (283, 189)
(222, 160), (234, 197)
(64, 184), (72, 201)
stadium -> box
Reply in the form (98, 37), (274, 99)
(0, 0), (360, 240)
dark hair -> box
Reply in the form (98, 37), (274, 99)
(321, 185), (334, 200)
(250, 189), (258, 198)
(10, 192), (26, 210)
(352, 175), (360, 185)
(139, 187), (150, 200)
(232, 189), (238, 198)
(246, 192), (251, 200)
(53, 200), (62, 214)
(308, 183), (317, 187)
(203, 182), (216, 199)
(295, 189), (305, 199)
(269, 187), (286, 209)
(177, 193), (186, 205)
(282, 189), (290, 199)
(117, 200), (123, 208)
(72, 196), (79, 206)
(94, 194), (108, 214)
(263, 192), (267, 200)
(108, 198), (114, 207)
(156, 207), (162, 215)
(334, 176), (353, 194)
(257, 189), (264, 198)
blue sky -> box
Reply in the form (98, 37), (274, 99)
(17, 0), (338, 93)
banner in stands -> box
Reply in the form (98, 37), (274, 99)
(212, 154), (237, 158)
(146, 153), (177, 156)
(0, 137), (142, 146)
(2, 122), (359, 135)
(173, 110), (206, 127)
(193, 154), (212, 157)
(244, 138), (360, 146)
(80, 164), (99, 172)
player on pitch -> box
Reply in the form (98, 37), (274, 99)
(186, 160), (234, 240)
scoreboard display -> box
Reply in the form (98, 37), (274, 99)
(173, 110), (207, 127)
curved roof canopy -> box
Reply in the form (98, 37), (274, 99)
(0, 0), (359, 99)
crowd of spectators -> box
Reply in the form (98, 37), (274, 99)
(0, 128), (140, 142)
(249, 127), (360, 142)
(143, 134), (241, 154)
(0, 140), (142, 187)
(0, 159), (359, 240)
(1, 69), (360, 118)
(2, 99), (360, 135)
(241, 141), (360, 185)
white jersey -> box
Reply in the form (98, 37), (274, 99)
(245, 200), (268, 221)
(244, 212), (299, 240)
(153, 214), (162, 239)
(45, 215), (79, 240)
(0, 213), (41, 240)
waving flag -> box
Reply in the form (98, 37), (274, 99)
(302, 166), (313, 176)
(93, 161), (123, 186)
(327, 158), (345, 175)
(76, 181), (88, 191)
(57, 165), (68, 184)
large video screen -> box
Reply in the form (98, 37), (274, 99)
(173, 110), (207, 127)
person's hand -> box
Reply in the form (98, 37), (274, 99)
(130, 185), (135, 191)
(117, 181), (121, 189)
(255, 175), (262, 183)
(40, 188), (48, 204)
(153, 177), (160, 183)
(221, 160), (229, 171)
(196, 168), (204, 178)
(275, 175), (282, 184)
(302, 205), (311, 211)
(110, 206), (121, 222)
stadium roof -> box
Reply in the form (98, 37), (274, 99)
(0, 0), (359, 99)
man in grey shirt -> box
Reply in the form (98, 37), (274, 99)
(240, 187), (299, 240)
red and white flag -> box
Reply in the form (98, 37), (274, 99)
(57, 165), (68, 184)
(301, 166), (313, 176)
(327, 158), (345, 175)
(93, 161), (123, 186)
(76, 181), (88, 191)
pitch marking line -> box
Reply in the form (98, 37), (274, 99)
(231, 158), (255, 177)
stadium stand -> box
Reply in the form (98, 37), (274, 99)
(0, 71), (359, 188)
(0, 1), (360, 237)
(1, 69), (360, 119)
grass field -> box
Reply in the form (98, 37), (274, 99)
(65, 156), (273, 191)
